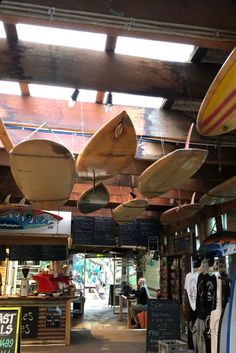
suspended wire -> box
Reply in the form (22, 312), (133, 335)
(23, 122), (47, 140)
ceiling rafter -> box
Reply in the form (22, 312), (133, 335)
(0, 39), (221, 100)
(0, 1), (236, 49)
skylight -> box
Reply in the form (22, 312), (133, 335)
(0, 81), (21, 95)
(115, 37), (194, 62)
(109, 92), (164, 109)
(29, 84), (97, 102)
(0, 22), (6, 38)
(16, 24), (107, 51)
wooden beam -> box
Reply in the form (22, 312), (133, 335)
(0, 39), (221, 100)
(0, 1), (236, 49)
(95, 91), (105, 104)
(0, 95), (235, 147)
(3, 23), (18, 43)
(19, 82), (30, 96)
(0, 118), (13, 153)
(105, 35), (117, 53)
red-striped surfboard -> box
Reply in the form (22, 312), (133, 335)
(197, 48), (236, 136)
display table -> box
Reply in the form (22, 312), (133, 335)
(0, 295), (74, 345)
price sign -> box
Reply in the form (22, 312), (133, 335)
(146, 299), (180, 352)
(0, 307), (21, 353)
(46, 307), (62, 328)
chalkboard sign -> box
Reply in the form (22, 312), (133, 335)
(148, 237), (159, 251)
(21, 307), (38, 339)
(0, 246), (6, 260)
(94, 218), (116, 245)
(146, 299), (180, 352)
(42, 246), (68, 260)
(0, 307), (21, 353)
(9, 245), (68, 261)
(46, 306), (62, 328)
(169, 233), (193, 255)
(73, 216), (160, 247)
(119, 219), (139, 245)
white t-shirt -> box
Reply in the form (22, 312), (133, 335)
(184, 272), (199, 311)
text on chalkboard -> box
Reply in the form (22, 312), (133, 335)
(146, 299), (180, 352)
(0, 307), (21, 353)
(21, 307), (38, 339)
(46, 306), (62, 328)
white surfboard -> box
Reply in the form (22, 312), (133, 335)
(138, 148), (208, 198)
(76, 111), (137, 180)
(160, 192), (202, 225)
(112, 199), (148, 224)
(200, 175), (236, 206)
(226, 271), (236, 353)
(10, 139), (76, 210)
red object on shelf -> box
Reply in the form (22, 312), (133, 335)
(33, 273), (70, 293)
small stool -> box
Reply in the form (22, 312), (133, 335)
(137, 311), (147, 328)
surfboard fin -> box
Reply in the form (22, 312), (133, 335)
(185, 122), (195, 149)
(191, 192), (196, 204)
(19, 197), (26, 205)
(3, 194), (11, 204)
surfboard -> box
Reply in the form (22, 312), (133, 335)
(197, 48), (236, 136)
(200, 175), (236, 206)
(160, 202), (202, 225)
(10, 139), (76, 210)
(226, 271), (236, 353)
(160, 192), (202, 225)
(199, 231), (236, 257)
(0, 195), (63, 221)
(112, 199), (148, 224)
(77, 182), (110, 214)
(76, 111), (137, 180)
(138, 148), (208, 198)
(217, 303), (229, 353)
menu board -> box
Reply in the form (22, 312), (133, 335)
(94, 218), (116, 245)
(73, 217), (160, 247)
(72, 217), (95, 245)
(0, 307), (21, 353)
(21, 307), (38, 339)
(146, 299), (180, 352)
(9, 245), (68, 261)
(46, 306), (62, 328)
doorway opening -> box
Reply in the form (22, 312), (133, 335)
(71, 252), (137, 330)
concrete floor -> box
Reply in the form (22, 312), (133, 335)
(23, 289), (146, 353)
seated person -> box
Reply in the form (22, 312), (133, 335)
(131, 277), (149, 328)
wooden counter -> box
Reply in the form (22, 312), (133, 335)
(0, 295), (74, 345)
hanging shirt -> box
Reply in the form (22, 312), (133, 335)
(196, 273), (217, 320)
(184, 271), (199, 311)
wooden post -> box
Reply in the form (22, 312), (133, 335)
(65, 298), (71, 345)
(119, 295), (124, 322)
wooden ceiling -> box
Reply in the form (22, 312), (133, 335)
(0, 0), (236, 221)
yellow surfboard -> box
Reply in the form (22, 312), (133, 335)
(77, 182), (110, 214)
(138, 148), (208, 198)
(10, 139), (76, 210)
(112, 199), (148, 224)
(160, 193), (202, 225)
(200, 175), (236, 205)
(76, 111), (137, 180)
(197, 48), (236, 136)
